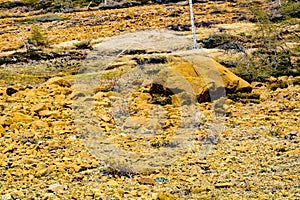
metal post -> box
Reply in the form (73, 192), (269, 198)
(189, 0), (198, 49)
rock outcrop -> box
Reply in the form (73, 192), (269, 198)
(150, 52), (252, 103)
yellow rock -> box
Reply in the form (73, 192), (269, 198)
(154, 55), (251, 103)
(138, 177), (155, 185)
(31, 103), (47, 113)
(49, 183), (66, 193)
(151, 193), (158, 199)
(107, 180), (118, 186)
(272, 175), (281, 180)
(72, 164), (82, 172)
(134, 92), (152, 103)
(101, 115), (111, 122)
(45, 77), (71, 87)
(193, 187), (209, 194)
(0, 125), (5, 133)
(31, 120), (48, 130)
(12, 113), (32, 123)
(157, 193), (177, 200)
(23, 158), (38, 164)
(286, 148), (300, 157)
(38, 110), (59, 118)
(94, 92), (106, 101)
(36, 168), (49, 177)
(3, 145), (15, 153)
(105, 125), (110, 132)
(214, 182), (235, 188)
(269, 76), (277, 82)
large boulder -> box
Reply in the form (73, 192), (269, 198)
(152, 53), (252, 103)
(45, 77), (71, 88)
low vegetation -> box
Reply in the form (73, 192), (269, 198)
(202, 1), (300, 83)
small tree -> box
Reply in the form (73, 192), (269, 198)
(28, 25), (47, 47)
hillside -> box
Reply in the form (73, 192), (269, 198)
(0, 0), (299, 199)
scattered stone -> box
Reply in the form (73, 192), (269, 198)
(0, 116), (12, 127)
(38, 110), (59, 118)
(12, 112), (32, 123)
(269, 76), (277, 82)
(107, 180), (119, 186)
(31, 103), (47, 113)
(154, 177), (169, 184)
(36, 168), (50, 177)
(192, 187), (210, 193)
(0, 6), (299, 198)
(1, 194), (13, 200)
(0, 125), (5, 134)
(123, 117), (147, 129)
(157, 193), (177, 200)
(6, 88), (18, 96)
(138, 177), (155, 185)
(215, 182), (235, 188)
(48, 183), (66, 193)
(31, 120), (48, 130)
(101, 115), (111, 122)
(45, 77), (71, 88)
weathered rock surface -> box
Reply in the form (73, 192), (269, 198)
(45, 77), (71, 88)
(0, 69), (299, 200)
(153, 53), (252, 102)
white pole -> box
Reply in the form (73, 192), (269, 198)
(189, 0), (198, 49)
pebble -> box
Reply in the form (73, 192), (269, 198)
(1, 194), (12, 200)
(107, 180), (119, 186)
(49, 183), (66, 193)
(214, 182), (235, 188)
(138, 177), (155, 185)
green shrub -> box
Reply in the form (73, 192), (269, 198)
(229, 2), (299, 82)
(279, 2), (300, 18)
(28, 26), (47, 47)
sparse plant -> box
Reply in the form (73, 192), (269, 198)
(229, 0), (299, 82)
(103, 161), (139, 177)
(21, 0), (39, 6)
(75, 40), (92, 49)
(279, 1), (300, 18)
(28, 25), (47, 48)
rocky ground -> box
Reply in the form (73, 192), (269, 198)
(0, 0), (299, 199)
(0, 74), (299, 199)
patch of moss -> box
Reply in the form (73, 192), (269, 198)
(270, 82), (288, 91)
(100, 71), (125, 79)
(227, 92), (260, 102)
